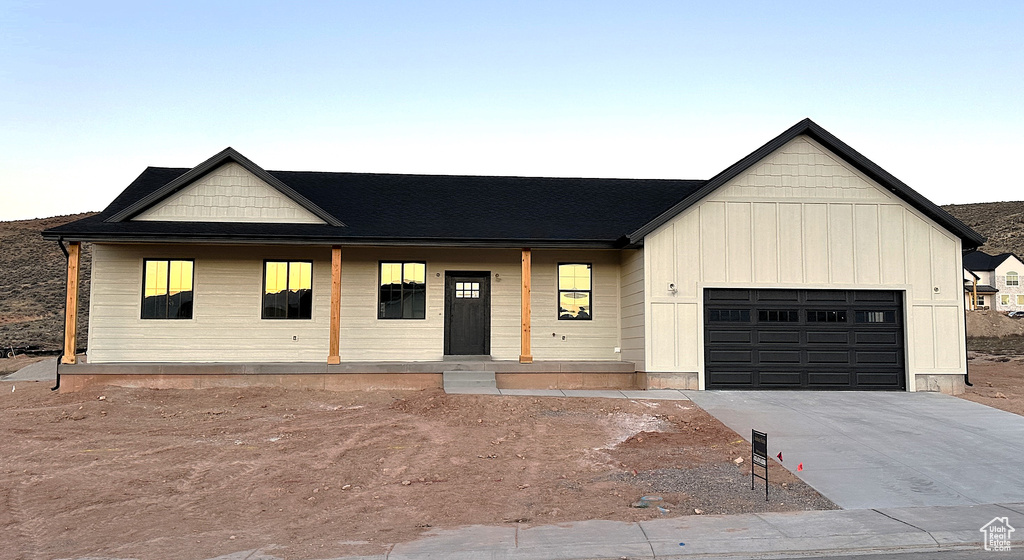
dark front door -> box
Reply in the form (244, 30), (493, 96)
(704, 289), (905, 390)
(444, 272), (491, 356)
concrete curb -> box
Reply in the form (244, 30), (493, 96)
(379, 503), (1018, 559)
(62, 503), (1021, 559)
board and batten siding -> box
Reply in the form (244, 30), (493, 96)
(87, 245), (624, 363)
(643, 135), (966, 390)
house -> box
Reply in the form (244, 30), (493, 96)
(43, 119), (984, 395)
(963, 250), (1024, 311)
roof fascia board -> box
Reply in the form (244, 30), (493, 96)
(105, 147), (345, 227)
(627, 118), (986, 250)
(39, 232), (618, 249)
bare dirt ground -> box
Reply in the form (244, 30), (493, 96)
(0, 384), (833, 560)
(962, 352), (1024, 416)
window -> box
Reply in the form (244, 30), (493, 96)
(807, 310), (848, 323)
(379, 262), (426, 319)
(1018, 295), (1024, 306)
(142, 259), (194, 319)
(855, 310), (896, 323)
(707, 309), (751, 322)
(263, 261), (312, 319)
(1007, 272), (1019, 286)
(558, 263), (592, 320)
(975, 295), (986, 306)
(1001, 294), (1010, 306)
(758, 310), (798, 322)
(455, 282), (480, 298)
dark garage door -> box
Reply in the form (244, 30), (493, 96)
(704, 289), (905, 390)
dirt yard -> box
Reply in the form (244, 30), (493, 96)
(962, 352), (1024, 416)
(0, 383), (832, 560)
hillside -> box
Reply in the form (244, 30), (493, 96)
(943, 201), (1024, 257)
(0, 214), (95, 355)
(0, 202), (1019, 358)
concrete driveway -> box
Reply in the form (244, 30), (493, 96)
(685, 390), (1024, 509)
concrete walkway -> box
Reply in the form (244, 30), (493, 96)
(685, 391), (1024, 509)
(71, 502), (1018, 559)
(377, 503), (1022, 559)
(0, 357), (56, 383)
(444, 387), (692, 399)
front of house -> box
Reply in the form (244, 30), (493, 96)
(44, 119), (984, 394)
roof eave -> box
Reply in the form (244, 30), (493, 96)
(40, 231), (623, 249)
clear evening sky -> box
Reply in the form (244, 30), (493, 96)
(1, 1), (1021, 221)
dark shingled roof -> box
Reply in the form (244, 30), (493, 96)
(43, 119), (986, 249)
(44, 165), (705, 247)
(963, 251), (1021, 272)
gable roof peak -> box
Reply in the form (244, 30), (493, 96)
(105, 147), (344, 226)
(627, 118), (985, 249)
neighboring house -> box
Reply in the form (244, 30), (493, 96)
(963, 267), (995, 309)
(963, 250), (1024, 311)
(43, 119), (984, 395)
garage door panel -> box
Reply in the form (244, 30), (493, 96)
(807, 351), (851, 363)
(855, 372), (903, 386)
(758, 331), (800, 344)
(708, 350), (752, 363)
(705, 288), (904, 390)
(856, 351), (901, 364)
(758, 350), (802, 363)
(853, 291), (899, 303)
(855, 331), (899, 345)
(756, 289), (799, 301)
(708, 330), (751, 343)
(808, 371), (852, 385)
(760, 371), (802, 385)
(711, 371), (755, 385)
(804, 290), (848, 302)
(706, 289), (751, 301)
(807, 331), (849, 344)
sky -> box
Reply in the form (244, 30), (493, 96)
(1, 1), (1022, 221)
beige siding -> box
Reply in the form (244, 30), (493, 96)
(88, 245), (623, 363)
(134, 162), (325, 224)
(644, 135), (966, 390)
(529, 251), (622, 361)
(88, 244), (332, 362)
(619, 249), (645, 369)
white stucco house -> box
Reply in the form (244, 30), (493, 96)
(963, 251), (1024, 311)
(44, 119), (984, 395)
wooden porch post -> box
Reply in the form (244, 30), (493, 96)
(972, 279), (978, 311)
(328, 246), (342, 365)
(520, 248), (533, 363)
(61, 242), (81, 364)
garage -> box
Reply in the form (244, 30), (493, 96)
(704, 289), (905, 390)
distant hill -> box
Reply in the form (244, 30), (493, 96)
(943, 201), (1024, 257)
(0, 214), (95, 355)
(0, 203), (1019, 356)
